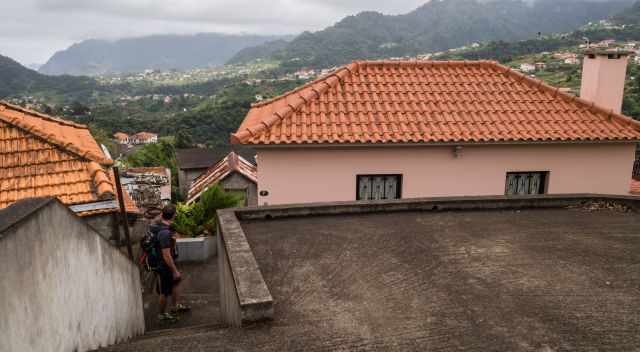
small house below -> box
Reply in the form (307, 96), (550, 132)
(186, 152), (257, 206)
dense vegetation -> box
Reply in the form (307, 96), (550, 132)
(232, 0), (631, 68)
(173, 185), (242, 237)
(163, 80), (303, 146)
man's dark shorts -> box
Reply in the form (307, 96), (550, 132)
(156, 269), (175, 296)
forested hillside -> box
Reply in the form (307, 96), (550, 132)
(232, 0), (631, 68)
(0, 54), (99, 101)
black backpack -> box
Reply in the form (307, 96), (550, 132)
(139, 226), (160, 272)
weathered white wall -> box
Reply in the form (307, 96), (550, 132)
(256, 143), (636, 205)
(0, 201), (145, 352)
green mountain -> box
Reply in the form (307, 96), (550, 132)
(612, 0), (640, 24)
(0, 54), (98, 101)
(231, 0), (631, 68)
(228, 39), (290, 64)
(40, 33), (292, 76)
(438, 0), (640, 63)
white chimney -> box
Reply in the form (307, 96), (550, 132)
(580, 50), (631, 114)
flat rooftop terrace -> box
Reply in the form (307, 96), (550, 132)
(104, 196), (640, 351)
(241, 207), (640, 351)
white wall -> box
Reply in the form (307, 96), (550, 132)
(0, 201), (145, 352)
(256, 143), (636, 205)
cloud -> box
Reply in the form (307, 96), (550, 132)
(1, 0), (426, 64)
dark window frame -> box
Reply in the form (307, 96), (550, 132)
(505, 171), (549, 196)
(356, 174), (403, 201)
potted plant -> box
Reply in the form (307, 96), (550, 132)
(172, 185), (242, 262)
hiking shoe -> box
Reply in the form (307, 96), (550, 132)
(158, 312), (178, 323)
(171, 304), (192, 314)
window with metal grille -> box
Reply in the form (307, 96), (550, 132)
(505, 172), (548, 196)
(356, 175), (402, 201)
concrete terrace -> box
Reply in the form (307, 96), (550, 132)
(102, 197), (640, 351)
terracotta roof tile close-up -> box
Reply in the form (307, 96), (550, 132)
(0, 102), (138, 215)
(232, 60), (640, 145)
(186, 151), (257, 204)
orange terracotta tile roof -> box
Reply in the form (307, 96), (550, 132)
(134, 132), (157, 139)
(232, 60), (640, 145)
(126, 167), (169, 176)
(0, 102), (138, 215)
(113, 132), (129, 140)
(186, 151), (256, 204)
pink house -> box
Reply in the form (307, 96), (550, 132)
(232, 54), (640, 206)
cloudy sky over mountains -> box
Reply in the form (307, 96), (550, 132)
(0, 0), (426, 65)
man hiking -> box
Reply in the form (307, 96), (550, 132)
(150, 204), (190, 322)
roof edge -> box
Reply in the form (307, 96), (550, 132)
(0, 197), (57, 236)
(0, 103), (113, 165)
(0, 101), (88, 129)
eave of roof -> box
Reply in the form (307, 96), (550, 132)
(231, 60), (640, 146)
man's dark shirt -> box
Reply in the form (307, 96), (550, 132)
(150, 221), (177, 271)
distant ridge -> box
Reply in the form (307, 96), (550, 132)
(40, 33), (294, 76)
(0, 54), (97, 100)
(229, 0), (632, 68)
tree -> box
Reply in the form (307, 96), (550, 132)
(69, 101), (90, 116)
(175, 130), (194, 149)
(125, 138), (181, 199)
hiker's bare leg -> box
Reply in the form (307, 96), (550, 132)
(159, 294), (168, 314)
(171, 280), (181, 308)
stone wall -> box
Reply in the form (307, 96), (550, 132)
(216, 210), (273, 327)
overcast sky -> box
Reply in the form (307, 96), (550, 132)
(0, 0), (427, 65)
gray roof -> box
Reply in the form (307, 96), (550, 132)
(176, 146), (256, 170)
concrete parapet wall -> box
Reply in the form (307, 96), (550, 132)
(176, 236), (217, 263)
(216, 210), (273, 327)
(235, 194), (640, 221)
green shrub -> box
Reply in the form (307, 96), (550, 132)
(172, 185), (242, 237)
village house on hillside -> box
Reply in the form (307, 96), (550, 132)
(186, 151), (257, 206)
(113, 131), (158, 146)
(232, 53), (640, 206)
(130, 131), (158, 145)
(0, 102), (139, 239)
(113, 132), (130, 145)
